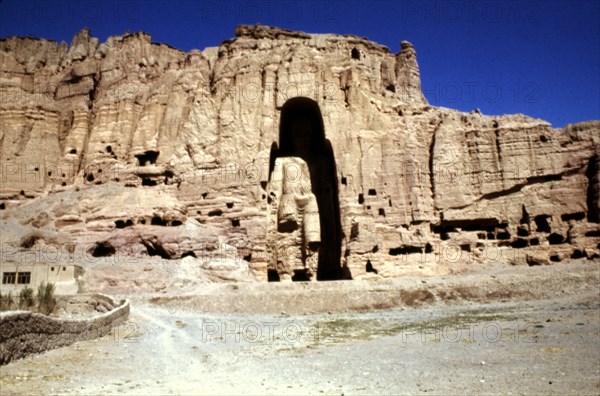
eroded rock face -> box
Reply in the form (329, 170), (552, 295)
(0, 25), (598, 281)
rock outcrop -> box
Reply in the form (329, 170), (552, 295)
(0, 25), (598, 282)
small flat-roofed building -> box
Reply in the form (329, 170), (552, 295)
(0, 263), (83, 295)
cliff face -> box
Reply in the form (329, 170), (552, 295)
(1, 25), (598, 280)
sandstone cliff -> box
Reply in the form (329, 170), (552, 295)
(1, 25), (598, 281)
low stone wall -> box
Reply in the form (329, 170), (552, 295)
(0, 294), (130, 365)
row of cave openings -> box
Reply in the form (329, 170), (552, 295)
(113, 201), (242, 230)
(350, 202), (599, 273)
(114, 217), (183, 228)
(3, 168), (72, 201)
(82, 145), (117, 184)
(88, 240), (197, 260)
(352, 188), (392, 217)
(89, 240), (256, 262)
(83, 149), (175, 187)
(430, 206), (599, 255)
(194, 196), (241, 228)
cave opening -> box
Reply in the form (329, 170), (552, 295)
(20, 234), (41, 249)
(182, 251), (197, 258)
(534, 215), (551, 233)
(350, 223), (359, 240)
(510, 238), (528, 249)
(425, 243), (433, 253)
(151, 216), (167, 226)
(561, 212), (586, 221)
(115, 219), (135, 229)
(366, 260), (378, 274)
(135, 150), (160, 166)
(520, 205), (530, 224)
(271, 97), (343, 280)
(548, 233), (565, 245)
(292, 270), (311, 281)
(267, 269), (280, 282)
(517, 226), (529, 237)
(143, 240), (172, 259)
(496, 231), (511, 240)
(90, 241), (115, 257)
(389, 245), (423, 255)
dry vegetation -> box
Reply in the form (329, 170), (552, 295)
(0, 282), (57, 315)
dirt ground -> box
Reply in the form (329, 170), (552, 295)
(0, 260), (598, 395)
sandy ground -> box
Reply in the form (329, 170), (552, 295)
(0, 260), (599, 395)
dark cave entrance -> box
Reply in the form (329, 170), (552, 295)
(271, 97), (343, 280)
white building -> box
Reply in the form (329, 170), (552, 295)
(0, 262), (83, 295)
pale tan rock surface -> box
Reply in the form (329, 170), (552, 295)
(1, 25), (598, 283)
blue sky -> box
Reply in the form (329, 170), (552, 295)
(1, 0), (598, 127)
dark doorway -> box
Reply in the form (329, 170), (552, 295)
(270, 97), (343, 280)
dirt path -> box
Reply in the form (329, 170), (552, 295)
(1, 261), (599, 395)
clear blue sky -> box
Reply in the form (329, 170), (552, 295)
(1, 0), (598, 127)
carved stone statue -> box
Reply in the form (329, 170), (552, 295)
(267, 97), (343, 281)
(267, 156), (320, 280)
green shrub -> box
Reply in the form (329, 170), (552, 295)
(36, 282), (56, 315)
(19, 286), (35, 309)
(2, 291), (15, 311)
